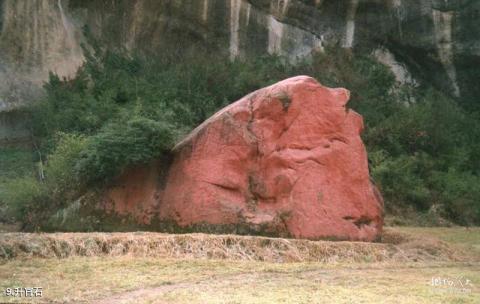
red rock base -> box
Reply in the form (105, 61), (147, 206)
(101, 76), (384, 241)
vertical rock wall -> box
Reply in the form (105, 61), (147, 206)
(0, 0), (83, 111)
(0, 0), (479, 135)
(0, 0), (84, 143)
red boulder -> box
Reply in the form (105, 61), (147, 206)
(102, 76), (384, 241)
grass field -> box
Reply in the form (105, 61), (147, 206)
(0, 227), (479, 304)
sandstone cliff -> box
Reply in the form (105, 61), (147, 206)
(0, 0), (479, 141)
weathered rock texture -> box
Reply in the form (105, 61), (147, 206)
(102, 76), (384, 241)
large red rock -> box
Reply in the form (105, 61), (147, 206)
(102, 76), (384, 241)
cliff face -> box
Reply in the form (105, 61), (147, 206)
(0, 0), (83, 112)
(0, 0), (479, 139)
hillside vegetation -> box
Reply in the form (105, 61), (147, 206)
(0, 39), (479, 229)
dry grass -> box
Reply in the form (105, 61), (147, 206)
(0, 227), (479, 303)
(0, 228), (476, 264)
(0, 256), (478, 303)
(391, 227), (480, 255)
(148, 266), (480, 304)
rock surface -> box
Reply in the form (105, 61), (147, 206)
(2, 0), (479, 110)
(1, 0), (479, 143)
(102, 76), (384, 241)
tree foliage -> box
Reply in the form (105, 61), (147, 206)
(2, 44), (479, 228)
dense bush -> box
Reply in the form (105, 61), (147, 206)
(0, 148), (35, 222)
(0, 133), (85, 225)
(44, 133), (88, 202)
(0, 176), (46, 222)
(75, 117), (177, 184)
(2, 44), (478, 228)
(364, 90), (480, 224)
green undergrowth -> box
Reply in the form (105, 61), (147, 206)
(0, 39), (479, 230)
(0, 147), (36, 222)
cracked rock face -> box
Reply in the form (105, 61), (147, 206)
(103, 76), (384, 241)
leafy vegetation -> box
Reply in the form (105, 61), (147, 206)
(287, 49), (480, 225)
(0, 42), (479, 229)
(0, 148), (36, 222)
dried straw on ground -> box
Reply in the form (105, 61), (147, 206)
(0, 228), (473, 263)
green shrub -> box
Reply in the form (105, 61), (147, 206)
(75, 117), (177, 184)
(44, 133), (88, 204)
(0, 148), (37, 222)
(0, 148), (34, 183)
(0, 176), (47, 221)
(372, 152), (432, 211)
(11, 43), (478, 228)
(429, 169), (480, 225)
